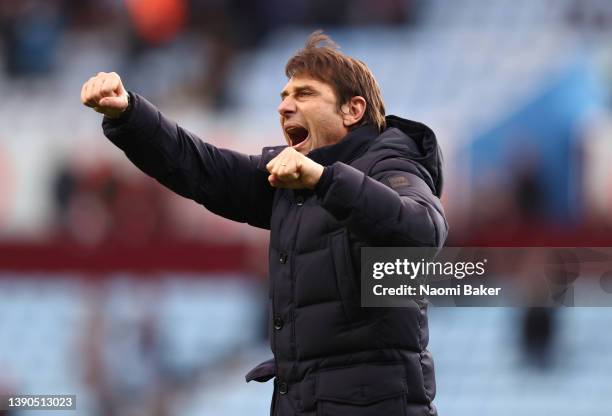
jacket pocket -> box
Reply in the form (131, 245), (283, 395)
(329, 229), (359, 322)
(314, 363), (408, 416)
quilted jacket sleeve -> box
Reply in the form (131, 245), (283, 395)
(102, 93), (274, 229)
(316, 159), (448, 247)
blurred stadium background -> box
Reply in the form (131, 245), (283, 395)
(1, 0), (612, 414)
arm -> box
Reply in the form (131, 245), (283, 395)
(81, 72), (274, 229)
(316, 159), (448, 247)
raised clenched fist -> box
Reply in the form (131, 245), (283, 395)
(266, 147), (324, 189)
(80, 72), (129, 119)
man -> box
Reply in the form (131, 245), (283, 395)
(81, 31), (447, 416)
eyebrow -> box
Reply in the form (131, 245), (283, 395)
(280, 85), (316, 100)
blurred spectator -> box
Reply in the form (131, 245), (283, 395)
(567, 0), (612, 30)
(188, 0), (241, 109)
(346, 0), (422, 26)
(52, 160), (78, 233)
(51, 159), (168, 246)
(521, 308), (557, 370)
(0, 381), (17, 416)
(0, 0), (66, 77)
(63, 0), (122, 30)
(83, 285), (172, 416)
(124, 0), (187, 48)
(512, 151), (546, 224)
(0, 144), (12, 231)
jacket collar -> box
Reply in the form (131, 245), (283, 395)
(258, 124), (378, 171)
(307, 124), (379, 166)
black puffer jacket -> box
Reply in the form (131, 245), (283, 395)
(103, 93), (448, 416)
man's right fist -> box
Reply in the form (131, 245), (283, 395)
(80, 72), (129, 119)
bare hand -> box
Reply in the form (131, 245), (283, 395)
(80, 72), (129, 119)
(266, 147), (324, 189)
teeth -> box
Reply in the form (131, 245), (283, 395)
(285, 126), (302, 134)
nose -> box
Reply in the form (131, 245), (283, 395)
(277, 95), (296, 118)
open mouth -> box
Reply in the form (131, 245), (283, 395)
(285, 125), (309, 147)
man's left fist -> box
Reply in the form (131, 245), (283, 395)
(266, 147), (324, 189)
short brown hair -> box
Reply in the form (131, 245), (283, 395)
(285, 30), (386, 132)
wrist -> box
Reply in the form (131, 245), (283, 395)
(306, 164), (325, 190)
(118, 92), (132, 118)
(313, 165), (333, 196)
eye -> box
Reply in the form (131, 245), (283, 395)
(297, 90), (313, 97)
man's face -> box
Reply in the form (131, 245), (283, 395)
(278, 76), (349, 154)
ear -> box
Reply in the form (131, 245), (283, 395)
(340, 96), (367, 128)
